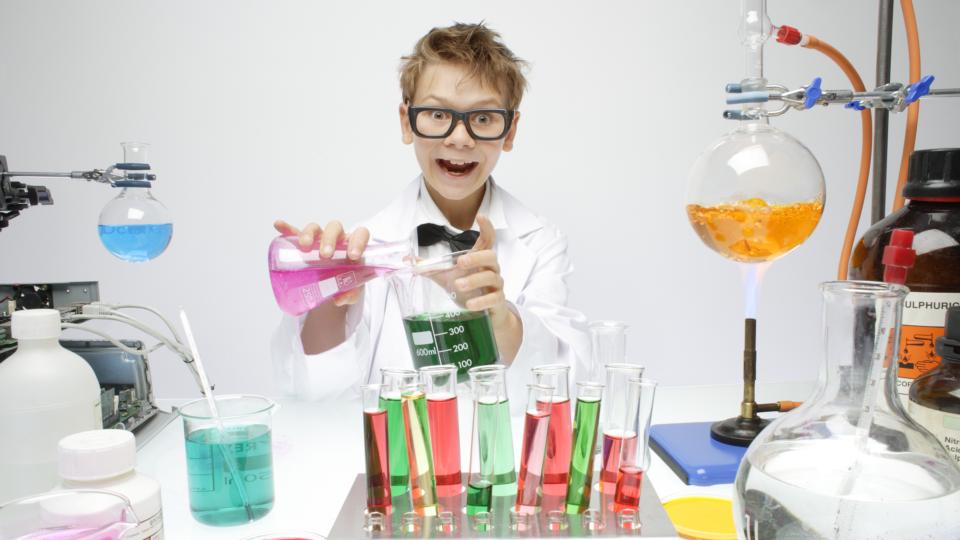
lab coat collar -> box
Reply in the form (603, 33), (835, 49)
(365, 176), (544, 243)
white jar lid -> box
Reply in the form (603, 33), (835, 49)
(58, 429), (136, 481)
(11, 309), (62, 340)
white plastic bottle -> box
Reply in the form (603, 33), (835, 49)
(0, 309), (103, 504)
(58, 430), (164, 540)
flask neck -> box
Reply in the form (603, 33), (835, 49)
(818, 282), (907, 416)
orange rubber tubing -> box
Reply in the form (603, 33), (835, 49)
(893, 0), (921, 212)
(803, 35), (872, 280)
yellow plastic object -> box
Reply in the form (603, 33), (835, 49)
(663, 496), (736, 540)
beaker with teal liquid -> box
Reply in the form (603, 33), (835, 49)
(180, 394), (276, 526)
(390, 250), (500, 382)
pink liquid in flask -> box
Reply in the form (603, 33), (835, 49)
(268, 236), (413, 315)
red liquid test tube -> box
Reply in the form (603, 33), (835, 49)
(420, 365), (462, 496)
(361, 384), (391, 513)
(515, 384), (554, 514)
(531, 364), (572, 497)
(614, 378), (657, 512)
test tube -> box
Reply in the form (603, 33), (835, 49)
(468, 365), (516, 496)
(565, 381), (604, 514)
(466, 377), (499, 516)
(419, 365), (461, 496)
(599, 363), (644, 493)
(614, 378), (657, 512)
(531, 364), (572, 498)
(400, 381), (438, 516)
(589, 321), (628, 382)
(380, 368), (418, 495)
(515, 383), (553, 515)
(361, 384), (391, 513)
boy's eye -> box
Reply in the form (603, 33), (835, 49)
(473, 114), (491, 125)
(430, 110), (449, 121)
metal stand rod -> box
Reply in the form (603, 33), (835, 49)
(710, 318), (770, 446)
(872, 0), (894, 224)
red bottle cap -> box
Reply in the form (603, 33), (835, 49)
(882, 229), (916, 285)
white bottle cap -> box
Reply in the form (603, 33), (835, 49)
(58, 429), (136, 482)
(11, 308), (62, 340)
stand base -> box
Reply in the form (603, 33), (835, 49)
(710, 415), (770, 446)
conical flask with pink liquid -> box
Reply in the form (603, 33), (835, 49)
(268, 236), (414, 315)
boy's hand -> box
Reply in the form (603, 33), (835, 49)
(454, 215), (516, 329)
(273, 219), (370, 307)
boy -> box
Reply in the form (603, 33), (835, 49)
(271, 22), (589, 404)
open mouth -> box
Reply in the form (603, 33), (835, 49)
(437, 159), (479, 177)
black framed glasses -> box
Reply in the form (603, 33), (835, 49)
(407, 106), (516, 141)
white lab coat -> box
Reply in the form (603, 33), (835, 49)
(270, 177), (590, 409)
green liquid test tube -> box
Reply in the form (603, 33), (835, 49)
(566, 382), (604, 514)
(469, 365), (516, 497)
(380, 368), (418, 495)
(401, 385), (438, 516)
(466, 378), (498, 516)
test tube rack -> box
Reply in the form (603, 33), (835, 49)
(328, 474), (675, 538)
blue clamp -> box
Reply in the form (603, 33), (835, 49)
(905, 75), (935, 105)
(845, 101), (866, 111)
(113, 180), (152, 188)
(803, 77), (823, 109)
(726, 91), (769, 105)
(115, 162), (151, 171)
(725, 83), (743, 94)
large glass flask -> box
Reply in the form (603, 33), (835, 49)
(98, 142), (173, 262)
(686, 123), (825, 263)
(390, 252), (499, 382)
(734, 281), (960, 539)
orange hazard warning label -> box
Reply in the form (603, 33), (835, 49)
(896, 292), (960, 403)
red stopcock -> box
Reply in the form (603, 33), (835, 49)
(882, 229), (916, 285)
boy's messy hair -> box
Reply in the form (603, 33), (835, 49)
(400, 22), (528, 111)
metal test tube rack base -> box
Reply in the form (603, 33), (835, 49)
(328, 474), (676, 538)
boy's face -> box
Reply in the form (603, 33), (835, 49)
(400, 62), (519, 202)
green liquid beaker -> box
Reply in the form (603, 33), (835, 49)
(180, 394), (276, 526)
(391, 251), (500, 382)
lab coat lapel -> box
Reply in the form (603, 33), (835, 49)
(488, 181), (543, 301)
(362, 177), (545, 300)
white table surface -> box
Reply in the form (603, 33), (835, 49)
(137, 381), (815, 539)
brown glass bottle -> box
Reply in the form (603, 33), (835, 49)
(849, 148), (960, 405)
(908, 306), (960, 466)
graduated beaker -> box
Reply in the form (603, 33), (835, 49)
(735, 281), (960, 539)
(390, 251), (500, 382)
(0, 489), (137, 540)
(268, 236), (414, 316)
(180, 394), (276, 526)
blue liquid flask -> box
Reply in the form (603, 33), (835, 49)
(97, 142), (173, 262)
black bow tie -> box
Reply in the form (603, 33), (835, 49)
(417, 223), (479, 252)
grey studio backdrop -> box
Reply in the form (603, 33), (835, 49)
(1, 1), (958, 399)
